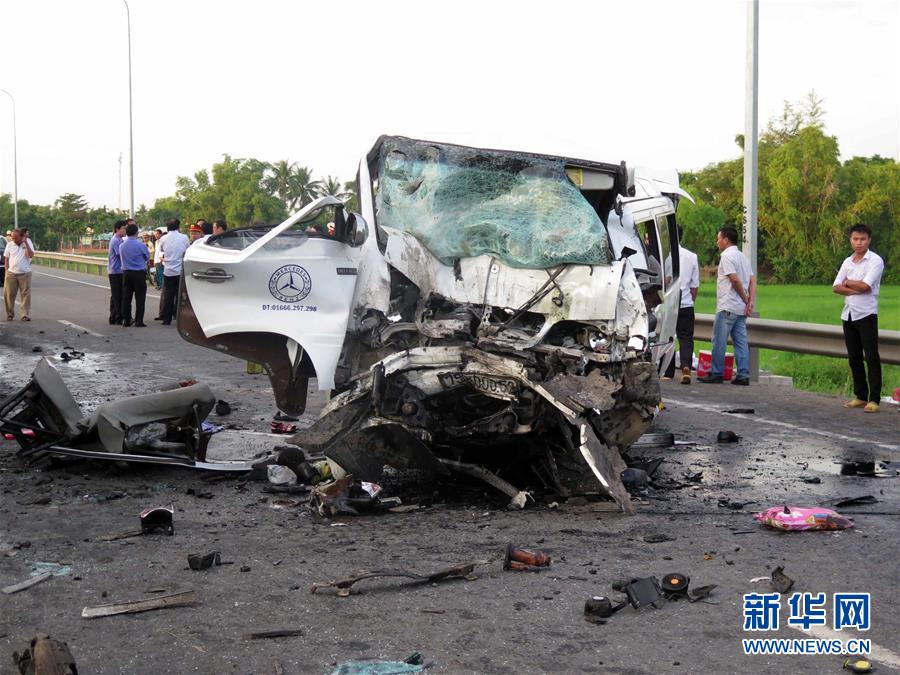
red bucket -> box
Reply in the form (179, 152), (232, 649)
(697, 350), (734, 380)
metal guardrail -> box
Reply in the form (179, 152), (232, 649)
(695, 313), (900, 365)
(33, 251), (108, 276)
(29, 253), (900, 365)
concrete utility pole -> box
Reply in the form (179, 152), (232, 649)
(742, 0), (759, 274)
(0, 88), (18, 229)
(743, 0), (760, 382)
(124, 0), (135, 219)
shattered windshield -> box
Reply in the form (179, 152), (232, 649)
(373, 138), (613, 269)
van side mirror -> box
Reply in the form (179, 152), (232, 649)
(347, 213), (368, 247)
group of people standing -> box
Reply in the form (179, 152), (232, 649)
(107, 217), (226, 327)
(663, 222), (884, 412)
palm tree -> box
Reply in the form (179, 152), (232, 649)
(319, 175), (351, 201)
(291, 166), (321, 210)
(262, 160), (297, 210)
(263, 161), (321, 211)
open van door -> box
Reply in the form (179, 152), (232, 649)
(178, 196), (369, 415)
(630, 210), (680, 371)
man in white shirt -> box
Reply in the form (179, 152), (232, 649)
(4, 228), (35, 321)
(699, 226), (756, 385)
(833, 223), (885, 413)
(157, 218), (190, 325)
(664, 226), (700, 384)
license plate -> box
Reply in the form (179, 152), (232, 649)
(438, 372), (519, 398)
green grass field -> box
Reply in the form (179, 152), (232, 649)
(692, 284), (900, 397)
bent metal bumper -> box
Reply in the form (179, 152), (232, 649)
(296, 346), (659, 513)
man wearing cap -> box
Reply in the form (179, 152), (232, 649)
(108, 220), (126, 324)
(189, 222), (204, 243)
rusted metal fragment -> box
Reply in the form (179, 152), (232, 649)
(310, 562), (478, 597)
(542, 370), (620, 413)
(578, 424), (634, 514)
(437, 458), (529, 509)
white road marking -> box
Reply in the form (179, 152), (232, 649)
(666, 397), (899, 452)
(788, 624), (900, 669)
(56, 320), (105, 338)
(34, 271), (161, 299)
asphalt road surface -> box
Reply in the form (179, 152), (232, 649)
(0, 267), (898, 674)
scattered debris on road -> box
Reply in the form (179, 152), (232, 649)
(310, 562), (479, 597)
(770, 566), (794, 594)
(687, 584), (717, 603)
(140, 506), (175, 535)
(583, 595), (625, 623)
(187, 552), (222, 571)
(331, 653), (425, 675)
(2, 571), (53, 595)
(503, 544), (551, 571)
(309, 476), (401, 516)
(754, 505), (854, 531)
(716, 431), (740, 443)
(12, 634), (78, 675)
(831, 495), (878, 508)
(242, 629), (304, 640)
(81, 590), (198, 618)
(660, 573), (690, 599)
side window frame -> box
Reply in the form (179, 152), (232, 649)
(655, 213), (680, 290)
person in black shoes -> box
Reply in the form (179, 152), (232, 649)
(107, 221), (126, 324)
(158, 219), (189, 324)
(119, 223), (150, 326)
(833, 223), (884, 413)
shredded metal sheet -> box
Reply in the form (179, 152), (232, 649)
(374, 137), (612, 269)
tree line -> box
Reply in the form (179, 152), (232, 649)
(678, 93), (898, 283)
(0, 159), (357, 251)
(2, 94), (896, 282)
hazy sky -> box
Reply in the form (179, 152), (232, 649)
(0, 0), (897, 211)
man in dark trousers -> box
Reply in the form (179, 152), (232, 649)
(107, 220), (126, 324)
(158, 218), (189, 325)
(119, 223), (150, 326)
(663, 226), (700, 384)
(833, 223), (885, 413)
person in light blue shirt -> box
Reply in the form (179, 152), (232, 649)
(107, 221), (126, 325)
(119, 223), (150, 326)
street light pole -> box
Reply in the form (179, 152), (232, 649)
(123, 0), (135, 219)
(0, 88), (18, 229)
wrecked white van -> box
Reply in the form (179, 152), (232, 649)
(178, 136), (689, 510)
